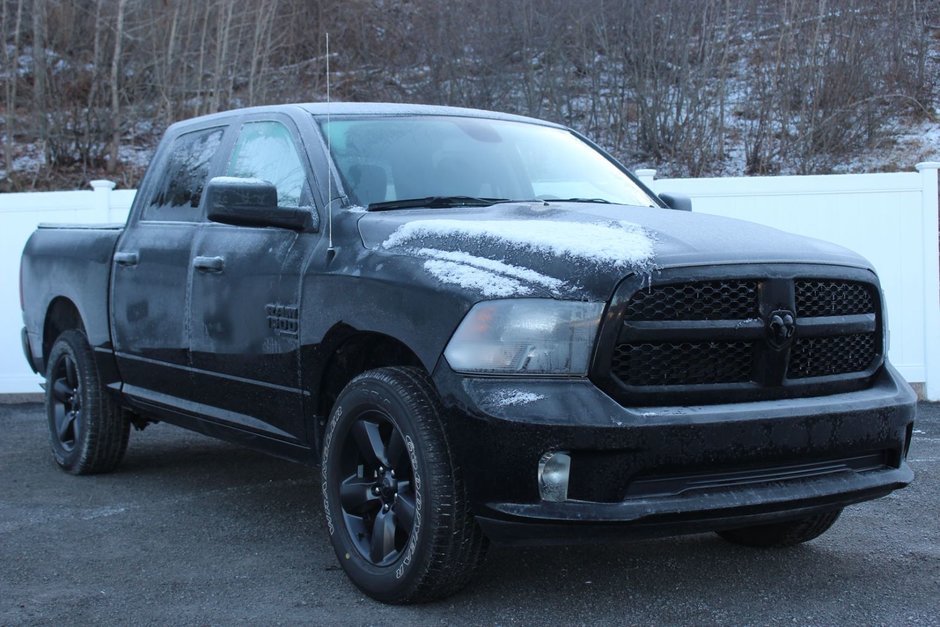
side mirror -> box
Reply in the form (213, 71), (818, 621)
(659, 192), (693, 212)
(205, 177), (314, 231)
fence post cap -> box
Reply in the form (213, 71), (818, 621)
(89, 179), (116, 191)
(915, 162), (940, 172)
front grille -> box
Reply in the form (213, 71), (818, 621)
(788, 333), (877, 379)
(796, 280), (875, 316)
(624, 280), (758, 321)
(594, 267), (884, 405)
(612, 342), (754, 386)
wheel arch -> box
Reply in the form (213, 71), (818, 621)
(42, 297), (85, 367)
(307, 326), (426, 453)
(41, 296), (123, 394)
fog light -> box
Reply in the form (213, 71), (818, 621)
(538, 451), (571, 502)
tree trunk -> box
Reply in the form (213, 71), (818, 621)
(107, 0), (128, 174)
(2, 0), (25, 179)
(31, 0), (48, 168)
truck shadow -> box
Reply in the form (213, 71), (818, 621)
(113, 423), (883, 620)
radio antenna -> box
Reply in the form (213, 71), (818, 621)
(326, 32), (334, 251)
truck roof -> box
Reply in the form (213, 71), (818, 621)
(166, 102), (564, 134)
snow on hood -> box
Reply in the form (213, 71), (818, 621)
(416, 248), (565, 297)
(357, 202), (873, 300)
(376, 215), (655, 297)
(383, 219), (655, 270)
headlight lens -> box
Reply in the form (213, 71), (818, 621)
(444, 299), (604, 375)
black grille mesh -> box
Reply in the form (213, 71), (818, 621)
(787, 333), (877, 379)
(609, 275), (881, 396)
(624, 281), (758, 321)
(612, 342), (754, 386)
(795, 280), (875, 317)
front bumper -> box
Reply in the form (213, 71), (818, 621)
(433, 362), (915, 545)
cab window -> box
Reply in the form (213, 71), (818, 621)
(227, 121), (314, 208)
(143, 127), (224, 221)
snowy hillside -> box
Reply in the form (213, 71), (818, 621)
(2, 0), (939, 190)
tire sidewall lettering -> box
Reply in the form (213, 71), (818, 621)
(395, 434), (421, 580)
(323, 371), (456, 600)
(324, 385), (425, 583)
(321, 404), (342, 537)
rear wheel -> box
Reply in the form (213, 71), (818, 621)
(321, 367), (487, 604)
(45, 329), (129, 474)
(716, 509), (842, 548)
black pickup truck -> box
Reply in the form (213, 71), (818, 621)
(20, 103), (915, 603)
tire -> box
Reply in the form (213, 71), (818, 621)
(716, 509), (842, 548)
(45, 329), (129, 475)
(321, 366), (488, 604)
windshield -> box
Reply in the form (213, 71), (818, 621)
(317, 115), (657, 209)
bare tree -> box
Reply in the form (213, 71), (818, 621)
(30, 0), (47, 166)
(1, 0), (937, 189)
(1, 0), (25, 177)
(106, 0), (127, 173)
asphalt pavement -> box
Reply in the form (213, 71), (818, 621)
(1, 401), (938, 626)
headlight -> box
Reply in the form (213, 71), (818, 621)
(443, 299), (604, 375)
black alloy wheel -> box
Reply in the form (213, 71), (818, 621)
(322, 367), (487, 604)
(337, 410), (417, 566)
(50, 350), (83, 452)
(45, 329), (129, 474)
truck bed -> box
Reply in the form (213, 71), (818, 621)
(21, 225), (124, 377)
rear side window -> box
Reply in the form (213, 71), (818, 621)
(226, 121), (313, 208)
(142, 127), (224, 221)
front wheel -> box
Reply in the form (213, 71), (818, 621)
(45, 329), (129, 474)
(716, 509), (842, 548)
(321, 367), (487, 604)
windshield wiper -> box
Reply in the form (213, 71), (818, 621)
(548, 197), (613, 204)
(368, 196), (512, 211)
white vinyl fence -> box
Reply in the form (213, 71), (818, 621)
(1, 166), (938, 399)
(0, 181), (134, 394)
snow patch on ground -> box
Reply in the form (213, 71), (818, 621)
(80, 505), (128, 520)
(383, 219), (656, 270)
(830, 117), (940, 174)
(10, 144), (45, 172)
(117, 144), (155, 169)
(490, 390), (545, 406)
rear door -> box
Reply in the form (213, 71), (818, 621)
(188, 115), (321, 443)
(111, 124), (228, 407)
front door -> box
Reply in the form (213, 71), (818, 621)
(188, 118), (320, 443)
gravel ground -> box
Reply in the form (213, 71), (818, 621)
(1, 401), (938, 626)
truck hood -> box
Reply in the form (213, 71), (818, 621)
(356, 202), (872, 301)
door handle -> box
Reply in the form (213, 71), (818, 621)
(193, 255), (225, 272)
(113, 251), (139, 266)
